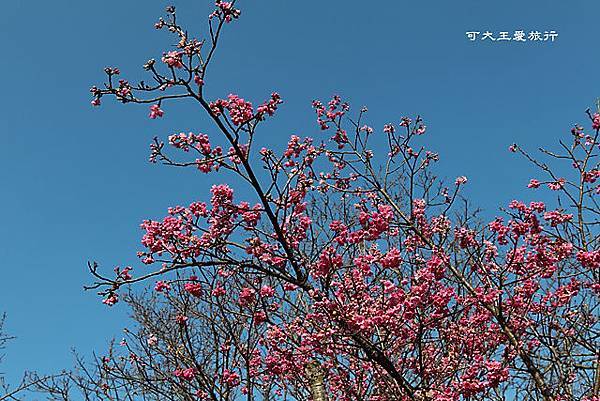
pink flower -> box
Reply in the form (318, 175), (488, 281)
(184, 282), (203, 297)
(115, 266), (132, 280)
(222, 369), (240, 386)
(577, 250), (600, 268)
(547, 178), (565, 191)
(154, 281), (171, 292)
(104, 67), (120, 75)
(455, 176), (468, 185)
(254, 311), (267, 324)
(149, 104), (164, 119)
(238, 287), (256, 306)
(91, 98), (101, 107)
(313, 247), (343, 277)
(162, 51), (183, 68)
(583, 169), (599, 183)
(174, 367), (196, 381)
(381, 247), (402, 269)
(485, 360), (510, 387)
(259, 285), (275, 298)
(543, 210), (573, 227)
(527, 179), (540, 188)
(212, 284), (226, 297)
(256, 92), (282, 118)
(214, 1), (241, 23)
(210, 94), (254, 125)
(592, 112), (600, 130)
(238, 202), (262, 227)
(414, 124), (426, 135)
(399, 116), (411, 126)
(102, 293), (118, 306)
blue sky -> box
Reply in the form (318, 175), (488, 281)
(1, 0), (599, 385)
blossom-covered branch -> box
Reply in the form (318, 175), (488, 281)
(80, 3), (599, 401)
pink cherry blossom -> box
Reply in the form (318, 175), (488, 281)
(154, 281), (171, 292)
(184, 282), (203, 297)
(592, 112), (600, 130)
(161, 51), (183, 68)
(221, 369), (240, 386)
(259, 285), (275, 298)
(149, 104), (164, 119)
(173, 367), (196, 381)
(455, 176), (468, 185)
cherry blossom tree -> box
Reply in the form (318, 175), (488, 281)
(82, 2), (599, 401)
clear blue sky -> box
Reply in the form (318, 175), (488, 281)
(1, 0), (598, 385)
